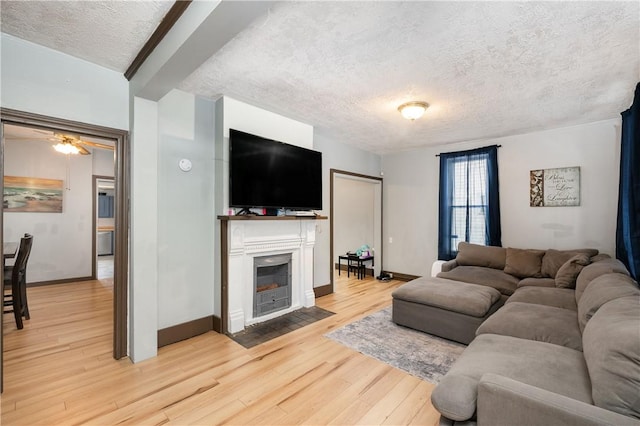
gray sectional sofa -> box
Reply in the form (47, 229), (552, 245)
(437, 242), (603, 299)
(393, 243), (640, 425)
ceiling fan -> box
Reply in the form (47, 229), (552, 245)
(4, 127), (114, 155)
(51, 133), (114, 155)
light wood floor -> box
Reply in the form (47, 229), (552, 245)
(2, 274), (441, 425)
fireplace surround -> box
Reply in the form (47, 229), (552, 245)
(219, 216), (324, 334)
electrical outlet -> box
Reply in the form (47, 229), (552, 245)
(388, 272), (393, 279)
(389, 237), (393, 244)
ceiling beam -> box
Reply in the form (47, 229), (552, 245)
(124, 0), (192, 81)
(130, 1), (275, 102)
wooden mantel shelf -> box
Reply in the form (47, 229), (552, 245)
(218, 215), (327, 221)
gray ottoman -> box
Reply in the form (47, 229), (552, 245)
(392, 276), (503, 344)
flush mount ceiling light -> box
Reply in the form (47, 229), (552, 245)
(398, 101), (429, 120)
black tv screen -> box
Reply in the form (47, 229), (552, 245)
(229, 129), (322, 210)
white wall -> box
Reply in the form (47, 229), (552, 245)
(313, 134), (382, 286)
(157, 90), (215, 329)
(0, 33), (129, 130)
(130, 96), (159, 362)
(3, 139), (93, 282)
(92, 149), (115, 177)
(382, 119), (621, 277)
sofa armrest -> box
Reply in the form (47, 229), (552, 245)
(438, 259), (458, 274)
(477, 373), (640, 426)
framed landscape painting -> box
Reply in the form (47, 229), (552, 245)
(3, 176), (63, 213)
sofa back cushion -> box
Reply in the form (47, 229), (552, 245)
(577, 273), (640, 332)
(456, 242), (506, 270)
(504, 247), (545, 278)
(582, 296), (640, 419)
(541, 248), (599, 278)
(554, 253), (591, 289)
(575, 258), (630, 303)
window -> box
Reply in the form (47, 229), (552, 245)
(438, 145), (501, 260)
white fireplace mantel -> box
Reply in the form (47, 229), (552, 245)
(219, 216), (327, 334)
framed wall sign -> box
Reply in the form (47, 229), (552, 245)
(530, 167), (580, 207)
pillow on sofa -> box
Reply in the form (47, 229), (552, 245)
(504, 248), (545, 278)
(541, 249), (598, 278)
(555, 254), (590, 289)
(582, 296), (640, 419)
(577, 273), (640, 332)
(575, 258), (630, 303)
(456, 242), (506, 270)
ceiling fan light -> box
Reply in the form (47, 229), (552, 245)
(398, 101), (429, 120)
(53, 142), (80, 155)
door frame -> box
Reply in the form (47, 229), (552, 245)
(329, 169), (383, 293)
(0, 108), (130, 391)
(93, 176), (116, 279)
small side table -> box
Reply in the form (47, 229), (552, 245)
(338, 254), (374, 280)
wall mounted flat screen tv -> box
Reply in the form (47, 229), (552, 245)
(229, 129), (322, 211)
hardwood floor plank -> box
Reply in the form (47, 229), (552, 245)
(383, 380), (435, 425)
(1, 275), (443, 425)
(355, 375), (422, 425)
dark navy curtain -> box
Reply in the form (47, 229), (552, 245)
(616, 82), (640, 279)
(438, 145), (501, 260)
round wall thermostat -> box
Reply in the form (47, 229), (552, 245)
(179, 158), (192, 172)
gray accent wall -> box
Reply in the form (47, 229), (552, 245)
(157, 91), (216, 330)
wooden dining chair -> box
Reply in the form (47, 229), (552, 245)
(3, 233), (34, 329)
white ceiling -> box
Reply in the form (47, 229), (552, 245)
(0, 0), (173, 73)
(1, 1), (638, 154)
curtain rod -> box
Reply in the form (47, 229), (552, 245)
(435, 144), (502, 157)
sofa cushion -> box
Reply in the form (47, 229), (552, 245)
(582, 296), (640, 419)
(541, 248), (599, 278)
(577, 273), (640, 332)
(575, 258), (630, 303)
(391, 276), (501, 317)
(504, 248), (545, 278)
(507, 287), (577, 311)
(437, 266), (519, 296)
(431, 334), (592, 421)
(476, 302), (583, 351)
(455, 242), (506, 270)
(555, 253), (591, 289)
(517, 277), (556, 288)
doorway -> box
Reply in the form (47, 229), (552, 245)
(329, 169), (383, 292)
(0, 108), (129, 392)
(94, 176), (115, 280)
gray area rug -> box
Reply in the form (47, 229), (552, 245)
(325, 306), (465, 383)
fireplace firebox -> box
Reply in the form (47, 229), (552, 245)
(254, 253), (292, 317)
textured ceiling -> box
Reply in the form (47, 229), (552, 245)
(1, 1), (639, 154)
(0, 0), (173, 72)
(179, 1), (639, 153)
